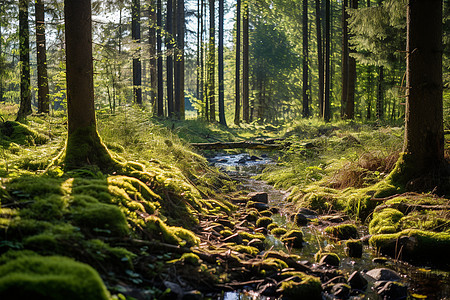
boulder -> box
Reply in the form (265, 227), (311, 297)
(330, 283), (351, 299)
(294, 213), (309, 226)
(365, 268), (401, 281)
(348, 271), (367, 291)
(248, 192), (269, 204)
(374, 281), (408, 300)
(318, 253), (340, 267)
(345, 239), (363, 258)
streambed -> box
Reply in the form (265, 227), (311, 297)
(208, 152), (450, 300)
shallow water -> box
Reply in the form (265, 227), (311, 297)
(208, 152), (450, 300)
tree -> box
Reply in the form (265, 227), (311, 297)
(218, 0), (226, 125)
(0, 3), (3, 103)
(242, 1), (249, 123)
(16, 0), (32, 121)
(149, 0), (157, 113)
(35, 0), (49, 114)
(132, 0), (142, 105)
(174, 0), (185, 119)
(157, 0), (164, 116)
(323, 0), (331, 122)
(391, 0), (445, 184)
(234, 0), (241, 125)
(301, 0), (309, 118)
(208, 0), (215, 122)
(166, 0), (174, 117)
(315, 0), (324, 117)
(340, 0), (349, 118)
(344, 0), (357, 119)
(63, 0), (116, 171)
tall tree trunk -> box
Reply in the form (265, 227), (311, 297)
(174, 0), (185, 119)
(234, 0), (241, 125)
(242, 1), (249, 123)
(35, 0), (49, 114)
(17, 0), (32, 121)
(132, 0), (142, 105)
(315, 0), (324, 118)
(64, 0), (115, 171)
(376, 66), (384, 119)
(398, 0), (444, 177)
(218, 0), (226, 125)
(323, 0), (331, 122)
(340, 0), (348, 118)
(149, 0), (157, 114)
(345, 0), (357, 119)
(366, 0), (371, 120)
(200, 0), (205, 119)
(208, 0), (215, 122)
(166, 0), (174, 117)
(1, 3), (4, 103)
(157, 0), (164, 116)
(302, 0), (309, 118)
(197, 0), (200, 103)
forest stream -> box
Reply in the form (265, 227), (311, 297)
(207, 152), (450, 300)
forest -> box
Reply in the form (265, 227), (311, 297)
(0, 0), (449, 299)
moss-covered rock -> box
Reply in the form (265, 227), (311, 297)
(271, 227), (288, 236)
(324, 224), (359, 240)
(0, 255), (110, 300)
(369, 229), (450, 266)
(281, 230), (304, 248)
(278, 273), (322, 300)
(267, 223), (278, 231)
(369, 208), (404, 234)
(345, 239), (363, 258)
(314, 251), (340, 267)
(145, 216), (199, 247)
(0, 121), (49, 146)
(256, 216), (273, 228)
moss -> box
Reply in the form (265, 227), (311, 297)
(145, 216), (199, 247)
(6, 177), (66, 199)
(281, 230), (304, 248)
(256, 217), (273, 228)
(238, 231), (266, 241)
(220, 230), (233, 238)
(314, 251), (340, 265)
(259, 210), (273, 217)
(82, 239), (135, 268)
(279, 274), (322, 299)
(267, 223), (278, 231)
(0, 121), (49, 146)
(0, 255), (110, 300)
(369, 208), (404, 234)
(345, 239), (363, 258)
(271, 227), (288, 236)
(369, 229), (450, 266)
(232, 245), (259, 256)
(20, 195), (68, 221)
(245, 209), (259, 222)
(324, 224), (359, 240)
(71, 203), (129, 237)
(253, 258), (288, 276)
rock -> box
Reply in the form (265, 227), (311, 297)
(318, 253), (340, 267)
(248, 192), (269, 204)
(374, 281), (408, 300)
(162, 281), (184, 299)
(222, 232), (243, 244)
(372, 257), (389, 264)
(280, 230), (304, 248)
(348, 271), (367, 291)
(252, 202), (270, 211)
(325, 224), (359, 240)
(248, 238), (265, 251)
(297, 207), (318, 217)
(360, 234), (372, 244)
(256, 217), (273, 228)
(365, 268), (401, 281)
(294, 213), (309, 226)
(249, 155), (262, 161)
(345, 239), (363, 258)
(182, 290), (203, 300)
(269, 207), (280, 214)
(330, 283), (351, 299)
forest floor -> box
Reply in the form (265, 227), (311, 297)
(0, 105), (449, 299)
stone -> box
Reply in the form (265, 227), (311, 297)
(252, 202), (270, 211)
(372, 257), (389, 264)
(330, 283), (351, 299)
(348, 271), (367, 291)
(297, 207), (318, 217)
(319, 254), (340, 267)
(182, 290), (203, 300)
(162, 281), (184, 299)
(365, 268), (401, 281)
(374, 281), (408, 300)
(248, 192), (269, 204)
(294, 213), (309, 226)
(345, 240), (363, 258)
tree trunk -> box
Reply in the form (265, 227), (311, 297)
(200, 0), (205, 119)
(35, 0), (49, 114)
(302, 0), (309, 118)
(315, 0), (324, 118)
(234, 0), (241, 125)
(197, 0), (200, 104)
(323, 0), (331, 122)
(132, 0), (142, 105)
(208, 0), (216, 122)
(242, 1), (249, 123)
(157, 0), (164, 116)
(16, 0), (32, 121)
(376, 66), (384, 119)
(345, 0), (357, 119)
(174, 0), (185, 119)
(218, 0), (226, 125)
(149, 0), (157, 114)
(395, 0), (444, 179)
(340, 0), (348, 118)
(64, 0), (115, 171)
(166, 0), (174, 117)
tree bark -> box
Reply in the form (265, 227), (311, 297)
(345, 0), (357, 119)
(376, 66), (384, 119)
(234, 0), (241, 125)
(315, 0), (324, 118)
(340, 0), (348, 118)
(166, 0), (174, 117)
(302, 0), (309, 118)
(323, 0), (331, 122)
(149, 0), (157, 114)
(174, 0), (185, 119)
(64, 0), (115, 171)
(157, 0), (164, 116)
(35, 0), (49, 114)
(132, 0), (142, 105)
(208, 0), (216, 122)
(16, 0), (32, 121)
(242, 1), (249, 123)
(218, 0), (226, 125)
(1, 4), (4, 103)
(399, 0), (444, 176)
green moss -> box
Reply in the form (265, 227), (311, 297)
(145, 216), (199, 247)
(232, 245), (259, 256)
(271, 227), (288, 236)
(279, 274), (322, 299)
(71, 203), (129, 237)
(259, 210), (273, 217)
(369, 229), (450, 266)
(281, 230), (304, 248)
(369, 208), (404, 234)
(6, 177), (66, 199)
(82, 239), (135, 268)
(256, 217), (273, 228)
(267, 223), (278, 231)
(324, 224), (359, 240)
(314, 251), (340, 265)
(0, 256), (110, 300)
(238, 231), (266, 241)
(220, 230), (233, 237)
(0, 121), (49, 146)
(20, 195), (68, 221)
(344, 239), (363, 258)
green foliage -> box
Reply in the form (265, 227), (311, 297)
(0, 121), (49, 147)
(278, 273), (322, 299)
(0, 255), (110, 300)
(324, 224), (359, 240)
(369, 208), (404, 234)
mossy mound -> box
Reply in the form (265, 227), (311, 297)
(145, 216), (199, 247)
(280, 230), (304, 248)
(324, 224), (359, 240)
(0, 121), (49, 146)
(278, 273), (322, 300)
(369, 229), (450, 267)
(369, 208), (404, 234)
(256, 216), (273, 228)
(271, 227), (288, 236)
(0, 255), (110, 300)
